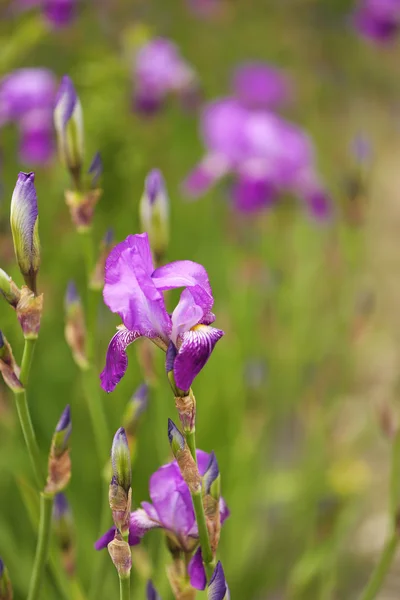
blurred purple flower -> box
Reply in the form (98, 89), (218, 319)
(100, 233), (223, 392)
(353, 0), (400, 42)
(133, 38), (199, 115)
(0, 68), (56, 164)
(187, 0), (221, 17)
(232, 63), (291, 110)
(16, 0), (76, 28)
(183, 97), (331, 218)
(95, 449), (229, 552)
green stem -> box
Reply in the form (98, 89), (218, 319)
(119, 575), (130, 600)
(28, 493), (54, 600)
(185, 429), (214, 579)
(359, 430), (400, 600)
(89, 480), (112, 600)
(14, 337), (44, 489)
(81, 367), (109, 466)
(359, 534), (398, 600)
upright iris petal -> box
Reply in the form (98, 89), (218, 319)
(208, 562), (229, 600)
(10, 172), (40, 292)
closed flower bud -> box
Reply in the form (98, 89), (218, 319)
(0, 269), (20, 308)
(64, 281), (88, 369)
(52, 493), (75, 576)
(0, 558), (12, 600)
(108, 534), (132, 579)
(88, 152), (102, 189)
(203, 452), (221, 554)
(10, 172), (40, 294)
(203, 451), (220, 500)
(208, 562), (229, 600)
(0, 332), (23, 393)
(45, 405), (72, 495)
(122, 383), (149, 437)
(89, 229), (114, 291)
(110, 428), (132, 534)
(168, 419), (201, 494)
(54, 75), (84, 186)
(140, 169), (169, 264)
(146, 580), (161, 600)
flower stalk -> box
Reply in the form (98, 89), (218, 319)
(27, 493), (54, 600)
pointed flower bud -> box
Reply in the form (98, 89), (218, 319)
(54, 76), (84, 186)
(140, 169), (169, 264)
(89, 229), (114, 291)
(0, 332), (23, 393)
(10, 172), (40, 294)
(122, 383), (149, 436)
(109, 428), (132, 534)
(45, 405), (72, 496)
(88, 152), (102, 189)
(0, 558), (12, 600)
(111, 428), (131, 493)
(64, 281), (88, 369)
(108, 533), (132, 579)
(203, 451), (220, 500)
(168, 419), (201, 494)
(208, 562), (229, 600)
(0, 268), (21, 308)
(53, 493), (75, 576)
(146, 580), (161, 600)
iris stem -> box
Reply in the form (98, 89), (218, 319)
(185, 429), (214, 580)
(89, 480), (111, 600)
(81, 367), (109, 466)
(27, 493), (54, 600)
(119, 575), (130, 600)
(359, 430), (400, 600)
(14, 338), (45, 489)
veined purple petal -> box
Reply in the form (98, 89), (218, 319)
(129, 508), (159, 541)
(173, 325), (224, 391)
(10, 172), (40, 280)
(100, 327), (142, 393)
(94, 526), (116, 550)
(103, 234), (171, 338)
(189, 548), (207, 591)
(232, 62), (291, 110)
(152, 260), (214, 317)
(149, 463), (195, 535)
(208, 561), (228, 600)
(146, 580), (161, 600)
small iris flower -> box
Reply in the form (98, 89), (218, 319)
(95, 450), (229, 559)
(100, 232), (224, 394)
(133, 38), (199, 114)
(139, 169), (169, 264)
(352, 0), (400, 42)
(10, 172), (40, 293)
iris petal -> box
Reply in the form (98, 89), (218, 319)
(100, 327), (142, 393)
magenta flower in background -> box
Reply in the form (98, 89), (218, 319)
(187, 0), (221, 18)
(0, 68), (56, 164)
(95, 449), (229, 552)
(183, 96), (331, 219)
(16, 0), (76, 28)
(352, 0), (400, 42)
(100, 233), (223, 393)
(132, 38), (199, 114)
(232, 63), (291, 110)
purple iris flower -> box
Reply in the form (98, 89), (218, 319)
(232, 63), (291, 110)
(183, 97), (331, 219)
(100, 233), (224, 393)
(95, 450), (229, 556)
(0, 68), (56, 164)
(133, 38), (199, 115)
(353, 0), (400, 42)
(16, 0), (76, 28)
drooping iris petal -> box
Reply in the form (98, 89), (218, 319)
(152, 259), (214, 316)
(189, 547), (207, 591)
(232, 62), (291, 110)
(94, 526), (116, 550)
(231, 174), (276, 213)
(129, 508), (160, 540)
(103, 234), (171, 338)
(173, 325), (224, 391)
(182, 154), (230, 197)
(208, 562), (229, 600)
(100, 327), (142, 393)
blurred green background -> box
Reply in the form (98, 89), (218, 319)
(2, 0), (400, 598)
